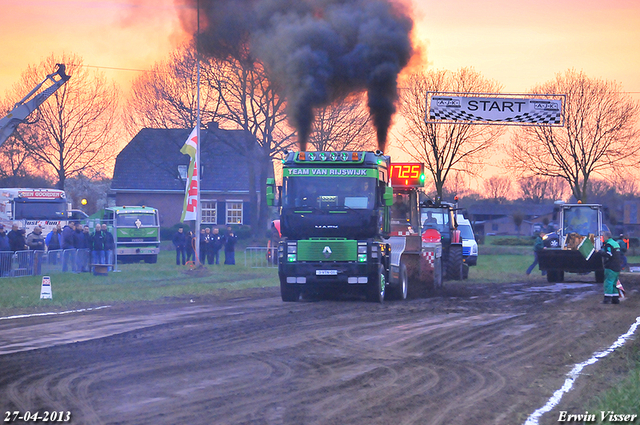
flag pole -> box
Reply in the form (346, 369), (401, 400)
(195, 0), (202, 265)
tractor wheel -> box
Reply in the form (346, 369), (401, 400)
(446, 245), (464, 280)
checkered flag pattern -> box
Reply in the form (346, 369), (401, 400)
(429, 109), (562, 124)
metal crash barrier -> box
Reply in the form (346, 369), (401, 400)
(244, 247), (278, 268)
(0, 249), (106, 278)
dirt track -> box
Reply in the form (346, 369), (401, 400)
(1, 277), (639, 425)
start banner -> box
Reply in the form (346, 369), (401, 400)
(428, 94), (563, 125)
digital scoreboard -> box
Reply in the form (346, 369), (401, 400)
(389, 163), (425, 187)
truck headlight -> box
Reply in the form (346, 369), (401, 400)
(287, 253), (297, 262)
(358, 243), (367, 254)
(358, 254), (367, 262)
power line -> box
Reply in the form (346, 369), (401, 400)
(82, 65), (158, 73)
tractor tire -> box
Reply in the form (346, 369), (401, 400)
(388, 262), (408, 300)
(446, 245), (464, 280)
(366, 264), (386, 303)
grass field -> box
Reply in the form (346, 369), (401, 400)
(0, 250), (279, 313)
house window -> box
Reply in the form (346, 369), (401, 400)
(492, 223), (499, 231)
(226, 201), (243, 225)
(178, 165), (188, 180)
(202, 200), (217, 224)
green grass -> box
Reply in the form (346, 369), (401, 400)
(586, 348), (640, 425)
(0, 250), (278, 314)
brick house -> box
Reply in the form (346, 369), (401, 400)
(110, 126), (260, 228)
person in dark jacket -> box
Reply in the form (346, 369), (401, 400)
(61, 222), (76, 272)
(185, 230), (195, 263)
(173, 227), (187, 265)
(91, 224), (105, 271)
(8, 223), (27, 252)
(211, 228), (223, 265)
(0, 225), (11, 276)
(526, 231), (546, 276)
(224, 226), (238, 265)
(600, 231), (622, 304)
(199, 228), (211, 265)
(101, 224), (115, 271)
(73, 225), (89, 272)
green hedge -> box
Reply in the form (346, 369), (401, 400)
(489, 236), (535, 246)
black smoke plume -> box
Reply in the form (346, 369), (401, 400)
(179, 0), (414, 152)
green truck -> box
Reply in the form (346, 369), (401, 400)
(86, 206), (160, 264)
(267, 151), (442, 302)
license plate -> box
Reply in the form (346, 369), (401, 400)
(316, 270), (338, 276)
(132, 238), (143, 242)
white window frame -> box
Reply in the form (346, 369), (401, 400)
(201, 199), (217, 224)
(226, 200), (243, 225)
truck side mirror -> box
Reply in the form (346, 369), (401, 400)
(266, 178), (279, 207)
(384, 186), (393, 206)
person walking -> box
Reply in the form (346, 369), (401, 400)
(101, 224), (115, 271)
(224, 226), (238, 265)
(173, 227), (187, 265)
(526, 231), (546, 276)
(599, 231), (622, 304)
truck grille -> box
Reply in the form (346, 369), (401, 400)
(297, 239), (357, 262)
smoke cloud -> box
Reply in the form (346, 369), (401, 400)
(178, 0), (414, 152)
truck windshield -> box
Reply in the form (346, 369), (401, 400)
(421, 208), (449, 234)
(13, 199), (67, 220)
(116, 213), (157, 227)
(283, 176), (377, 210)
(563, 206), (598, 235)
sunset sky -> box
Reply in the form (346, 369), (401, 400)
(1, 0), (639, 181)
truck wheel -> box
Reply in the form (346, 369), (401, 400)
(388, 263), (408, 300)
(446, 245), (464, 280)
(280, 277), (300, 302)
(144, 255), (157, 264)
(547, 270), (565, 283)
(367, 264), (386, 303)
(595, 269), (605, 283)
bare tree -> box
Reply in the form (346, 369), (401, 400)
(126, 44), (223, 135)
(213, 58), (296, 233)
(5, 53), (120, 189)
(399, 67), (505, 199)
(547, 176), (568, 202)
(483, 175), (512, 203)
(307, 93), (376, 152)
(518, 176), (547, 203)
(506, 69), (640, 202)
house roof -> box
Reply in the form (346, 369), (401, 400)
(111, 127), (258, 193)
